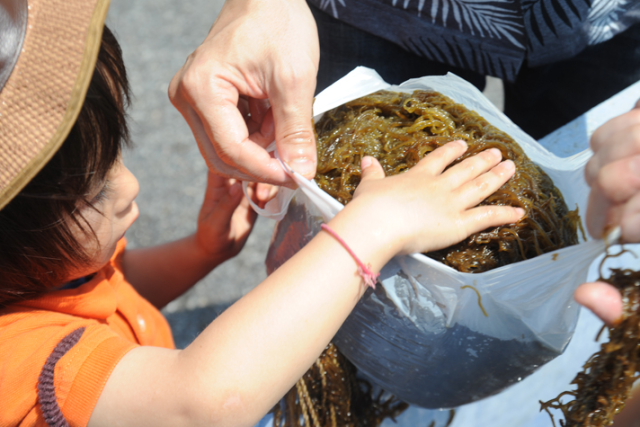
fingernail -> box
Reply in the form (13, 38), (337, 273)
(289, 157), (316, 178)
(362, 156), (373, 169)
(455, 139), (468, 149)
(488, 148), (502, 158)
(502, 159), (515, 171)
(515, 207), (526, 218)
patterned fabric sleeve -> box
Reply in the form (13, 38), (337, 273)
(308, 0), (640, 79)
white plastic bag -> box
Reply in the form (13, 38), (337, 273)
(261, 67), (605, 409)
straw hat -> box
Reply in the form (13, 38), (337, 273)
(0, 0), (110, 210)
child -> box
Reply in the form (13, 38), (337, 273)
(0, 0), (523, 426)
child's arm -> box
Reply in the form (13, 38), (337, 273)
(121, 172), (257, 308)
(89, 141), (523, 427)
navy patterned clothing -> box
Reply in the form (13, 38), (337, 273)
(308, 0), (640, 81)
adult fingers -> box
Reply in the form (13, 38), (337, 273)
(575, 282), (623, 326)
(238, 97), (273, 137)
(586, 188), (614, 239)
(249, 98), (272, 127)
(246, 99), (274, 138)
(195, 99), (290, 185)
(620, 191), (640, 242)
(170, 60), (290, 185)
(589, 109), (640, 155)
(586, 118), (640, 185)
(589, 154), (640, 205)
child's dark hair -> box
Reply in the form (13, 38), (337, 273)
(0, 25), (131, 307)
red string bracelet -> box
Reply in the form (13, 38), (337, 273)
(320, 223), (380, 289)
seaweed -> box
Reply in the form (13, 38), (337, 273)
(315, 90), (580, 272)
(540, 265), (640, 427)
(273, 343), (408, 427)
(276, 90), (583, 426)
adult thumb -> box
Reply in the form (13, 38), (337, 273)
(270, 73), (318, 180)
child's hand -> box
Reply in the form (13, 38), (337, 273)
(121, 173), (259, 307)
(195, 172), (258, 262)
(343, 140), (524, 257)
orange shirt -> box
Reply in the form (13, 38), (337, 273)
(0, 239), (175, 426)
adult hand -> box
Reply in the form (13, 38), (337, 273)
(169, 0), (319, 190)
(577, 101), (640, 327)
(575, 281), (624, 326)
(585, 99), (640, 241)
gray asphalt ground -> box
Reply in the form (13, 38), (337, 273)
(106, 0), (504, 349)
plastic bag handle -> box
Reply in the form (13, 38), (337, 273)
(242, 180), (296, 221)
(241, 144), (298, 221)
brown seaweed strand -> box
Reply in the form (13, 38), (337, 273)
(273, 343), (408, 427)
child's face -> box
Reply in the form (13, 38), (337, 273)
(69, 159), (140, 280)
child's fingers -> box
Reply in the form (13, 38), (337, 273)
(233, 190), (259, 234)
(456, 160), (516, 208)
(413, 140), (468, 175)
(215, 181), (244, 218)
(256, 182), (279, 205)
(461, 204), (525, 235)
(230, 183), (258, 231)
(207, 171), (233, 193)
(201, 173), (233, 211)
(359, 156), (385, 182)
(441, 147), (503, 187)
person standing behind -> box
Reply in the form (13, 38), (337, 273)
(169, 0), (640, 187)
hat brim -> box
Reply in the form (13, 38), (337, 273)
(0, 0), (111, 210)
